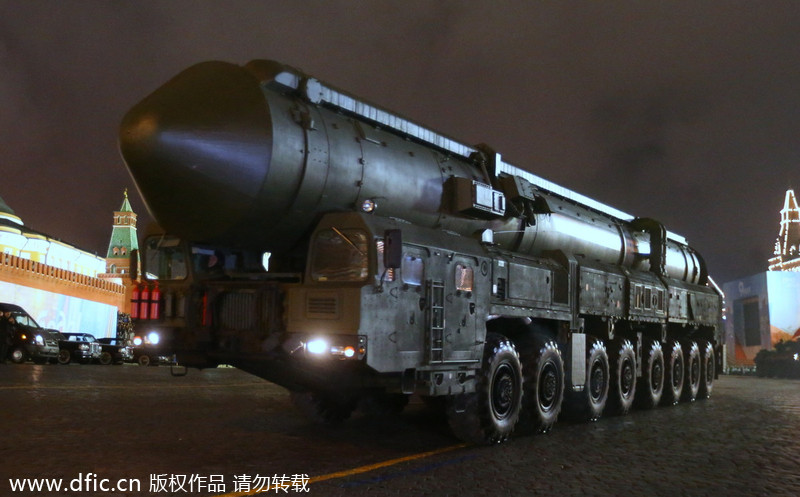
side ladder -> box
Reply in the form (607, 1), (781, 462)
(427, 280), (445, 364)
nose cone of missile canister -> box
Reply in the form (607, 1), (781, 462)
(119, 61), (273, 246)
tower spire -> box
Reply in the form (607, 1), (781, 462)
(768, 189), (800, 271)
(105, 190), (139, 274)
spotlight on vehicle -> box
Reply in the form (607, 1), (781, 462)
(306, 338), (328, 355)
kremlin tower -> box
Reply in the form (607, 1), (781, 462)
(768, 189), (800, 271)
(105, 189), (139, 276)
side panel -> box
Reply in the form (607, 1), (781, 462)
(441, 254), (483, 363)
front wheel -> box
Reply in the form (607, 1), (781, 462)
(99, 351), (113, 366)
(10, 347), (26, 364)
(447, 333), (523, 444)
(57, 349), (71, 365)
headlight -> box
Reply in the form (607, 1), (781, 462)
(306, 338), (328, 355)
(79, 344), (89, 351)
(133, 336), (143, 346)
(794, 353), (799, 361)
(304, 336), (366, 360)
(147, 332), (160, 345)
(34, 335), (44, 346)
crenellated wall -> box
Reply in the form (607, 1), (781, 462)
(0, 252), (126, 310)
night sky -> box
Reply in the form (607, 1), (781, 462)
(2, 1), (800, 284)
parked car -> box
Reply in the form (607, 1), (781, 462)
(96, 337), (134, 365)
(0, 303), (60, 364)
(132, 331), (171, 366)
(55, 332), (102, 364)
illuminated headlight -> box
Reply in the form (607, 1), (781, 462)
(147, 332), (160, 345)
(133, 336), (143, 346)
(794, 353), (799, 361)
(306, 338), (329, 355)
(304, 335), (366, 360)
(34, 335), (44, 346)
(79, 344), (89, 351)
(361, 199), (377, 213)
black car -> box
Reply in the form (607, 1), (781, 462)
(96, 337), (134, 365)
(0, 303), (60, 364)
(132, 331), (172, 366)
(55, 332), (103, 364)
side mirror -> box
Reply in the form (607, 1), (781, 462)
(383, 229), (402, 269)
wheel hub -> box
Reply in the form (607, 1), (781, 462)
(652, 362), (664, 391)
(673, 358), (683, 388)
(589, 361), (606, 401)
(492, 363), (516, 419)
(539, 362), (558, 411)
(621, 359), (634, 396)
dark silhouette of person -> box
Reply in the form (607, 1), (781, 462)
(0, 312), (13, 364)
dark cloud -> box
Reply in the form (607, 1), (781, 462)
(2, 0), (800, 283)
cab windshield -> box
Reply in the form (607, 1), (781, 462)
(3, 310), (40, 328)
(311, 228), (369, 282)
(144, 236), (187, 280)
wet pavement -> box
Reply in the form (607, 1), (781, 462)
(2, 363), (799, 496)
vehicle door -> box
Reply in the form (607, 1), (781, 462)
(442, 254), (480, 363)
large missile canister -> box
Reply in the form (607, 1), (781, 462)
(120, 59), (707, 284)
(119, 60), (495, 254)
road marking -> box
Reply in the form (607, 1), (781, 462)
(214, 443), (468, 497)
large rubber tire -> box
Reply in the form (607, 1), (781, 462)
(447, 333), (523, 444)
(636, 339), (665, 409)
(138, 355), (151, 367)
(563, 338), (608, 422)
(698, 341), (715, 400)
(516, 338), (565, 434)
(57, 348), (71, 365)
(607, 339), (637, 415)
(681, 341), (701, 402)
(661, 340), (684, 405)
(290, 391), (356, 425)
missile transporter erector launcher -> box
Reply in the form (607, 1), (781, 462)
(120, 60), (723, 444)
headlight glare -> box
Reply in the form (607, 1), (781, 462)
(306, 338), (328, 355)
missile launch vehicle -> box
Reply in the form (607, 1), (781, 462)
(119, 60), (722, 444)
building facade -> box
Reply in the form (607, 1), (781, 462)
(724, 189), (800, 368)
(0, 193), (126, 338)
